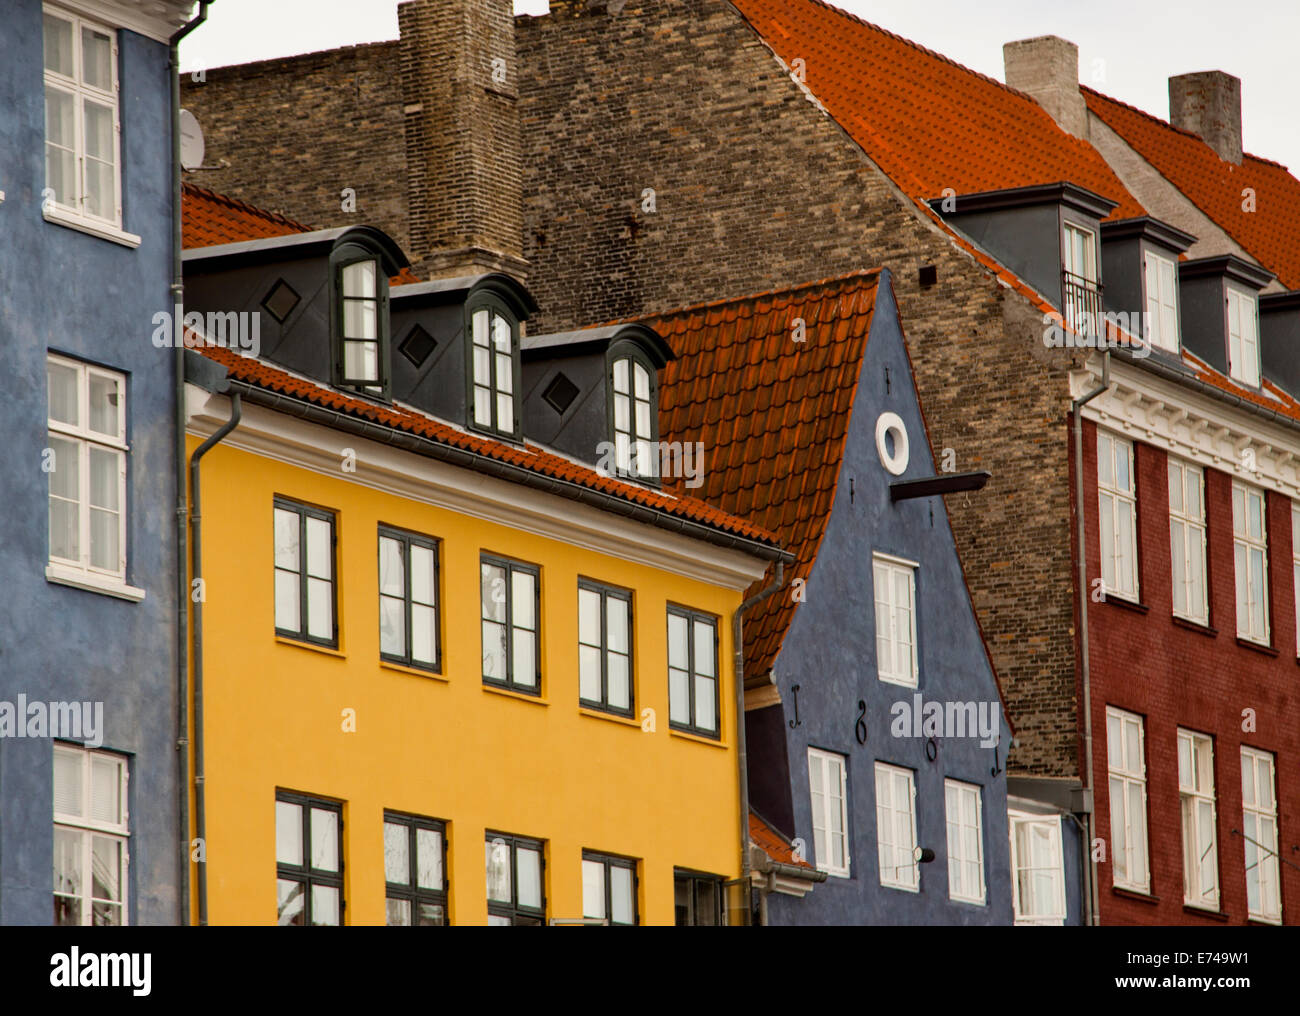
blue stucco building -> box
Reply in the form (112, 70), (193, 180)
(0, 0), (203, 925)
(651, 268), (1080, 924)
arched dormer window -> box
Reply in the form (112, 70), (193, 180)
(330, 231), (407, 399)
(608, 344), (659, 481)
(467, 295), (521, 439)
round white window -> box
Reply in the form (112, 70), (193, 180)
(875, 412), (909, 476)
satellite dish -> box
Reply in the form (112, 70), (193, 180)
(180, 108), (205, 171)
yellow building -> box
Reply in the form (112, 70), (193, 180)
(179, 190), (784, 925)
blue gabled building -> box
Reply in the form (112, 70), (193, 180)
(0, 0), (208, 924)
(649, 268), (1070, 924)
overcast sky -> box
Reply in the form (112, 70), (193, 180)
(180, 0), (1299, 172)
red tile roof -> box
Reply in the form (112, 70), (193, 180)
(731, 0), (1145, 221)
(183, 183), (423, 286)
(194, 342), (779, 549)
(1182, 350), (1300, 427)
(1083, 87), (1300, 290)
(183, 182), (313, 248)
(749, 812), (816, 870)
(643, 270), (881, 680)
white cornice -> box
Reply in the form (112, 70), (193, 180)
(52, 0), (200, 45)
(1071, 354), (1300, 500)
(185, 386), (770, 591)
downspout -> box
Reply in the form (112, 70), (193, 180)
(1072, 350), (1110, 927)
(169, 0), (212, 929)
(733, 561), (784, 926)
(189, 391), (241, 927)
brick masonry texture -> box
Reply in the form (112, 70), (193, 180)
(179, 0), (1090, 779)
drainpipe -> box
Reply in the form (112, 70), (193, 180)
(1072, 350), (1110, 927)
(169, 0), (212, 929)
(189, 392), (241, 927)
(733, 561), (784, 926)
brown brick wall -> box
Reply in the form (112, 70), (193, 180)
(519, 1), (1084, 778)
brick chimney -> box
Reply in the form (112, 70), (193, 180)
(1169, 71), (1242, 165)
(1003, 36), (1088, 139)
(399, 0), (528, 281)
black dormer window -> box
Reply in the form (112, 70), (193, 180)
(468, 298), (520, 439)
(332, 243), (390, 398)
(610, 350), (658, 480)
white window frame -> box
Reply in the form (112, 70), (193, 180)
(1226, 286), (1261, 387)
(53, 744), (130, 926)
(1240, 746), (1281, 924)
(1144, 249), (1180, 352)
(1063, 222), (1098, 283)
(1097, 431), (1139, 602)
(944, 779), (985, 905)
(1105, 707), (1150, 893)
(807, 747), (850, 878)
(46, 354), (138, 599)
(1232, 482), (1270, 645)
(42, 5), (138, 246)
(1168, 458), (1208, 624)
(873, 552), (918, 687)
(1008, 810), (1066, 925)
(875, 762), (918, 891)
(1178, 728), (1219, 910)
(1293, 502), (1300, 656)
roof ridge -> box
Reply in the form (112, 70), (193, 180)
(1082, 84), (1290, 171)
(183, 182), (314, 232)
(622, 267), (882, 326)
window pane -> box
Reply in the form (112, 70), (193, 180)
(54, 827), (82, 904)
(579, 645), (601, 702)
(276, 879), (305, 925)
(54, 751), (83, 817)
(45, 89), (76, 205)
(634, 363), (650, 400)
(343, 301), (377, 343)
(486, 840), (511, 902)
(496, 391), (514, 434)
(310, 885), (340, 926)
(511, 629), (536, 687)
(472, 309), (490, 348)
(669, 668), (690, 725)
(473, 385), (492, 426)
(386, 898), (411, 926)
(383, 821), (409, 886)
(380, 595), (405, 656)
(417, 828), (443, 890)
(635, 399), (652, 439)
(89, 756), (120, 824)
(88, 374), (119, 436)
(90, 836), (121, 904)
(343, 339), (377, 380)
(582, 859), (605, 919)
(481, 564), (506, 623)
(492, 313), (512, 353)
(613, 358), (629, 394)
(607, 597), (629, 653)
(48, 437), (80, 563)
(416, 902), (445, 926)
(88, 447), (118, 510)
(495, 352), (513, 395)
(275, 801), (303, 866)
(306, 577), (332, 640)
(516, 848), (542, 909)
(44, 14), (74, 76)
(310, 808), (339, 872)
(614, 392), (630, 432)
(342, 260), (376, 299)
(275, 570), (300, 633)
(694, 674), (716, 732)
(578, 588), (601, 645)
(482, 620), (507, 681)
(81, 28), (114, 91)
(611, 865), (634, 925)
(512, 570), (535, 629)
(410, 545), (435, 605)
(607, 653), (630, 710)
(48, 361), (79, 425)
(305, 517), (332, 580)
(378, 536), (404, 598)
(693, 620), (715, 677)
(667, 612), (689, 669)
(411, 603), (437, 665)
(274, 509), (299, 571)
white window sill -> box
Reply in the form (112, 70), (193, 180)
(43, 205), (141, 249)
(46, 563), (146, 602)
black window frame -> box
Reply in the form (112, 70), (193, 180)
(480, 553), (541, 695)
(377, 525), (442, 673)
(275, 790), (344, 927)
(673, 869), (724, 926)
(577, 579), (635, 717)
(464, 295), (522, 441)
(273, 496), (339, 649)
(606, 342), (660, 484)
(331, 241), (391, 400)
(383, 811), (449, 926)
(582, 850), (639, 926)
(666, 604), (721, 739)
(485, 831), (546, 926)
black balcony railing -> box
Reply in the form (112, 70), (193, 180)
(1062, 269), (1104, 339)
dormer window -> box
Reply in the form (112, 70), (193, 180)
(1227, 287), (1260, 387)
(332, 244), (390, 398)
(1063, 223), (1100, 334)
(611, 352), (657, 480)
(1144, 250), (1180, 353)
(468, 301), (520, 439)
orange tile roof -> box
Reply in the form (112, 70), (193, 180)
(1083, 87), (1300, 290)
(1181, 350), (1300, 427)
(731, 0), (1145, 221)
(183, 183), (422, 286)
(194, 343), (779, 549)
(749, 811), (815, 869)
(642, 270), (881, 680)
